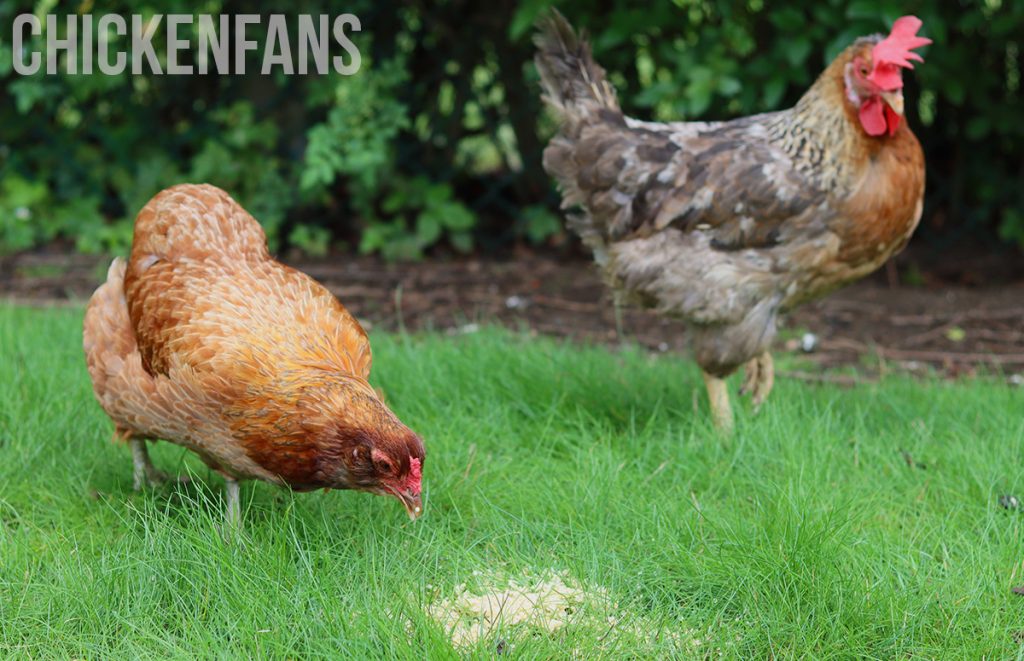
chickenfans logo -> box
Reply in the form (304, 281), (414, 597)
(11, 14), (363, 76)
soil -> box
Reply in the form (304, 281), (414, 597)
(3, 250), (1023, 379)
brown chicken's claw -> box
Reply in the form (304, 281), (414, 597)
(740, 352), (775, 412)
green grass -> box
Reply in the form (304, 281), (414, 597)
(1, 304), (1022, 659)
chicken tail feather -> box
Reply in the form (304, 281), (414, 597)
(84, 258), (172, 442)
(534, 10), (620, 123)
(534, 11), (626, 261)
(83, 258), (136, 394)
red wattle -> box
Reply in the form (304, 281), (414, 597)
(884, 104), (902, 135)
(859, 97), (887, 136)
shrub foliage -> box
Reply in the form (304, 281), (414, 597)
(1, 0), (1021, 257)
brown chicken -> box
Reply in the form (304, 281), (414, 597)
(83, 184), (424, 524)
(536, 14), (930, 430)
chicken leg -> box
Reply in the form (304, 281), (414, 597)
(702, 371), (734, 433)
(739, 351), (775, 411)
(224, 477), (241, 529)
(130, 438), (170, 491)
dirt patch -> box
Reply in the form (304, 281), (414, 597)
(424, 568), (708, 653)
(3, 251), (1022, 378)
(427, 570), (600, 647)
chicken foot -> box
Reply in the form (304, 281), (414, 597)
(127, 435), (193, 491)
(702, 371), (734, 433)
(129, 438), (172, 491)
(130, 439), (242, 530)
(739, 351), (775, 411)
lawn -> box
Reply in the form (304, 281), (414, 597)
(0, 304), (1022, 658)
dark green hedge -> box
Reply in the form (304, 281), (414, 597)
(1, 0), (1021, 258)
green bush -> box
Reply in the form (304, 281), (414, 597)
(520, 0), (1023, 250)
(0, 0), (1021, 258)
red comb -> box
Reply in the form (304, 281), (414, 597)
(868, 16), (932, 90)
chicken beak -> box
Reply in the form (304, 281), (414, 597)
(880, 89), (904, 116)
(398, 490), (423, 521)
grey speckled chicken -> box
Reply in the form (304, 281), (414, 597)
(535, 12), (930, 430)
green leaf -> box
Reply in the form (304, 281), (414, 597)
(965, 116), (990, 140)
(450, 231), (473, 253)
(717, 76), (742, 96)
(770, 7), (805, 31)
(509, 0), (553, 41)
(943, 78), (966, 106)
(763, 76), (788, 109)
(415, 212), (443, 245)
(521, 205), (562, 244)
(439, 202), (475, 231)
(846, 0), (881, 20)
(783, 39), (812, 67)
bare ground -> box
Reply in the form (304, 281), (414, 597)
(3, 251), (1023, 379)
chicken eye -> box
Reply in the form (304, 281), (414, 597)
(859, 65), (870, 76)
(376, 459), (394, 474)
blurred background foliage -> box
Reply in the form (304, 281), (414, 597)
(0, 0), (1021, 259)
